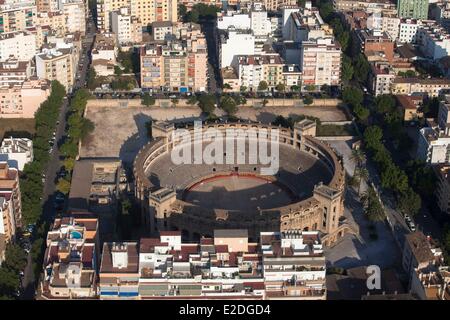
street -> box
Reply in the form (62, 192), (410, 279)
(19, 16), (96, 300)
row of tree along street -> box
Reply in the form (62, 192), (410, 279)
(0, 81), (65, 299)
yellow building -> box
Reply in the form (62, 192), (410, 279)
(0, 6), (37, 34)
(96, 0), (177, 31)
(391, 78), (450, 97)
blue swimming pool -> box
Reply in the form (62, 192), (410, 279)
(70, 231), (82, 239)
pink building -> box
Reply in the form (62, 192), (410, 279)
(0, 78), (51, 118)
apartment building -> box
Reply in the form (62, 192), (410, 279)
(0, 31), (36, 61)
(354, 29), (394, 62)
(0, 162), (21, 229)
(397, 0), (429, 20)
(36, 0), (59, 12)
(263, 0), (296, 11)
(91, 33), (117, 76)
(369, 60), (395, 96)
(0, 58), (32, 87)
(140, 27), (208, 92)
(300, 37), (341, 88)
(41, 217), (99, 299)
(417, 23), (450, 60)
(111, 7), (143, 45)
(261, 230), (326, 299)
(434, 165), (450, 216)
(281, 4), (333, 42)
(366, 12), (400, 41)
(391, 78), (450, 97)
(99, 229), (326, 299)
(61, 0), (86, 35)
(417, 127), (450, 164)
(140, 44), (163, 89)
(398, 19), (422, 43)
(36, 47), (75, 92)
(36, 11), (67, 37)
(402, 231), (450, 300)
(220, 30), (255, 68)
(99, 241), (140, 299)
(0, 4), (37, 34)
(217, 3), (272, 37)
(333, 0), (397, 15)
(96, 0), (130, 31)
(0, 137), (33, 171)
(96, 0), (177, 31)
(0, 188), (16, 261)
(233, 54), (284, 91)
(0, 78), (51, 118)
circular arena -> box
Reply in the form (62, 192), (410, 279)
(134, 120), (349, 245)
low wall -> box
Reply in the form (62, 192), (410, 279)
(85, 98), (343, 109)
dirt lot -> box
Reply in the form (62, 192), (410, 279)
(80, 102), (348, 163)
(0, 118), (35, 140)
(236, 105), (348, 122)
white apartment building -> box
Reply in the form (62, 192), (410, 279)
(233, 54), (284, 91)
(36, 47), (75, 92)
(217, 3), (272, 37)
(367, 12), (400, 41)
(0, 31), (36, 61)
(61, 0), (87, 35)
(0, 137), (33, 171)
(300, 37), (341, 88)
(417, 23), (450, 60)
(111, 7), (142, 45)
(369, 61), (396, 96)
(398, 19), (421, 43)
(0, 58), (32, 87)
(261, 230), (326, 299)
(220, 29), (255, 67)
(417, 127), (450, 164)
(217, 12), (251, 30)
(250, 3), (272, 37)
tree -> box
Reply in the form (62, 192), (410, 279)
(342, 86), (364, 108)
(303, 95), (313, 105)
(364, 126), (383, 150)
(171, 98), (179, 107)
(341, 55), (354, 82)
(142, 92), (155, 107)
(220, 95), (238, 115)
(354, 167), (369, 195)
(185, 10), (199, 23)
(375, 94), (396, 114)
(354, 54), (370, 84)
(223, 83), (232, 91)
(56, 178), (71, 195)
(114, 66), (123, 76)
(354, 104), (370, 122)
(361, 186), (386, 222)
(86, 68), (97, 90)
(240, 85), (247, 93)
(80, 118), (95, 140)
(178, 4), (187, 18)
(290, 85), (300, 92)
(187, 96), (197, 105)
(198, 94), (216, 115)
(3, 244), (27, 271)
(350, 149), (366, 170)
(398, 187), (421, 216)
(258, 81), (268, 91)
(63, 157), (75, 172)
(275, 83), (286, 93)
